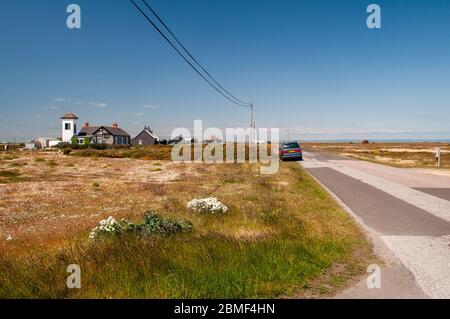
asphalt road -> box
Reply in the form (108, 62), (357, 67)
(300, 150), (450, 299)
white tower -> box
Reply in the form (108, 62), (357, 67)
(61, 112), (79, 143)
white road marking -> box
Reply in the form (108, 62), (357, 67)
(382, 235), (450, 299)
(331, 159), (450, 188)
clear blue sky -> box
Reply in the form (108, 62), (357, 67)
(1, 0), (449, 142)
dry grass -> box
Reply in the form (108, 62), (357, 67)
(0, 150), (373, 298)
(303, 142), (450, 169)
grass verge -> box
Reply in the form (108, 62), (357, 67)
(0, 160), (373, 298)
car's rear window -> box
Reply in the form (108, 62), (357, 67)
(283, 143), (300, 149)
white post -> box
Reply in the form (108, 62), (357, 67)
(436, 147), (441, 167)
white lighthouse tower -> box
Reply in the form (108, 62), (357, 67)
(61, 112), (79, 143)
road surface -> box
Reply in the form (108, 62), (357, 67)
(300, 150), (450, 299)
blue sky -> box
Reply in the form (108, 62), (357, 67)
(1, 0), (449, 141)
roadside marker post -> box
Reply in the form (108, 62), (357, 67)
(435, 147), (441, 167)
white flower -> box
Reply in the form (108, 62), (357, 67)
(89, 216), (121, 239)
(186, 197), (228, 214)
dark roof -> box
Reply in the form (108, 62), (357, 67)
(78, 126), (130, 137)
(135, 128), (159, 140)
(60, 112), (79, 120)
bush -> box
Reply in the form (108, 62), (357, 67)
(83, 137), (91, 146)
(89, 216), (126, 239)
(90, 144), (108, 150)
(71, 136), (78, 145)
(56, 142), (71, 149)
(46, 160), (58, 167)
(89, 213), (192, 239)
(186, 197), (229, 214)
(138, 213), (193, 236)
(0, 169), (21, 178)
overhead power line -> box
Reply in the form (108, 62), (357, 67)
(140, 0), (251, 107)
(129, 0), (251, 108)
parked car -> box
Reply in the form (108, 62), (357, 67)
(280, 141), (303, 161)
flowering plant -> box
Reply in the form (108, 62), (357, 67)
(186, 197), (228, 214)
(89, 216), (124, 239)
(88, 213), (192, 239)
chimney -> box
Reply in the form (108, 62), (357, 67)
(112, 122), (118, 128)
(84, 122), (89, 128)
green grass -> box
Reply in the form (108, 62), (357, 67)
(0, 162), (372, 298)
(0, 234), (354, 298)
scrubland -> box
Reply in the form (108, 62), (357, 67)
(0, 148), (373, 298)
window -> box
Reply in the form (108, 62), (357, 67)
(283, 142), (300, 149)
(64, 123), (71, 130)
(138, 139), (143, 145)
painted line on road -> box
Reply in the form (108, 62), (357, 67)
(382, 235), (450, 299)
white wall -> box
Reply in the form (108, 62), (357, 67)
(62, 119), (77, 142)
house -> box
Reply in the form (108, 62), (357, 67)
(77, 122), (131, 145)
(35, 137), (61, 149)
(132, 126), (159, 146)
(25, 141), (37, 150)
(60, 112), (131, 145)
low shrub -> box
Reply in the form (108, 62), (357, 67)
(89, 216), (125, 239)
(55, 142), (71, 149)
(0, 169), (21, 178)
(186, 197), (229, 214)
(3, 155), (19, 161)
(137, 213), (193, 236)
(89, 213), (192, 239)
(46, 160), (58, 167)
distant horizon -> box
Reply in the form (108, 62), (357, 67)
(2, 127), (450, 144)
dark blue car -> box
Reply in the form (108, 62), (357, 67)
(280, 142), (303, 161)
